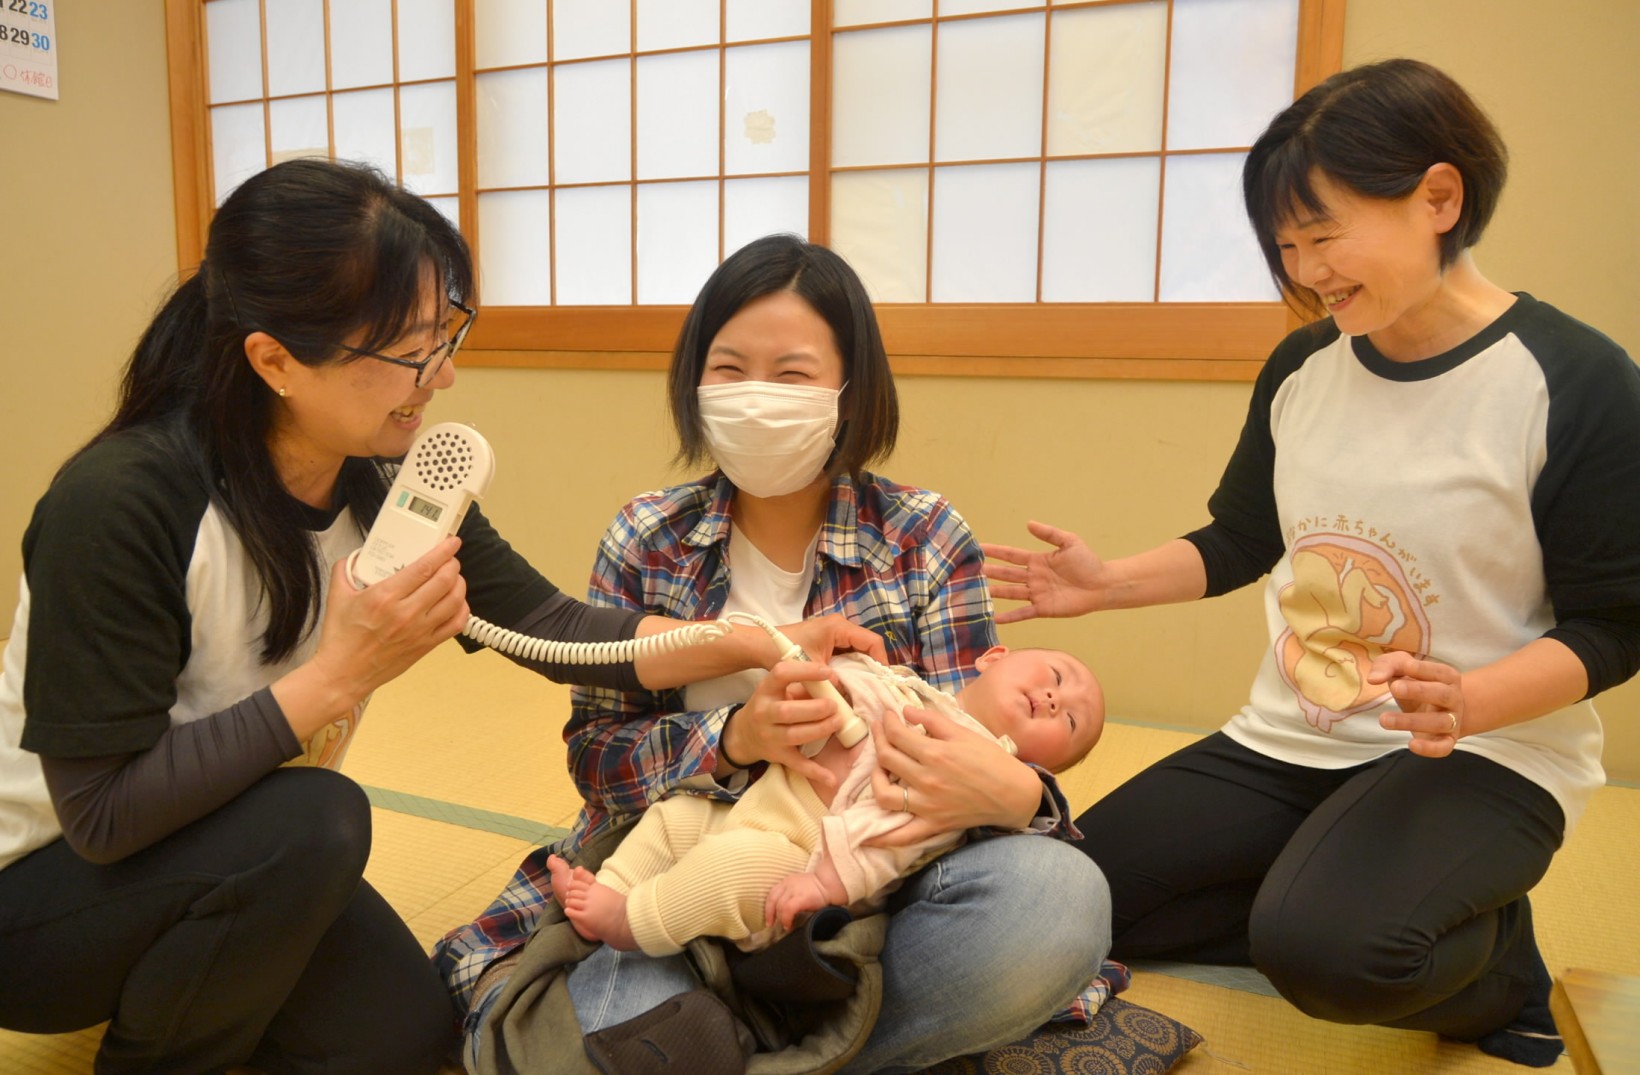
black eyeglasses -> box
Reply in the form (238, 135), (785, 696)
(341, 302), (476, 388)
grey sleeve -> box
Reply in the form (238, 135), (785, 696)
(39, 688), (302, 864)
(493, 591), (647, 691)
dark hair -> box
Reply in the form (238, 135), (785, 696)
(73, 158), (474, 662)
(667, 234), (898, 480)
(1243, 58), (1508, 313)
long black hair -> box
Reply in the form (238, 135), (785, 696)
(667, 233), (898, 480)
(72, 158), (474, 662)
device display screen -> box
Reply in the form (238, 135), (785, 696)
(407, 494), (443, 522)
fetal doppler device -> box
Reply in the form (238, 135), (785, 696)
(348, 420), (875, 749)
(725, 613), (870, 755)
(347, 421), (731, 664)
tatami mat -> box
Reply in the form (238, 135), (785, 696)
(0, 1027), (101, 1075)
(1126, 973), (1575, 1073)
(359, 809), (541, 951)
(351, 645), (593, 832)
(5, 639), (1637, 1072)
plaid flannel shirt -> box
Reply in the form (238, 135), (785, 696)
(435, 472), (1092, 1021)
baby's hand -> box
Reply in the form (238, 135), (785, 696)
(766, 872), (830, 931)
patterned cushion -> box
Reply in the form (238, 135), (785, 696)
(922, 997), (1203, 1074)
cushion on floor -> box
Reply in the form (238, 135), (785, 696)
(922, 997), (1203, 1074)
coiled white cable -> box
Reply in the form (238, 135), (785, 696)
(346, 548), (737, 665)
(721, 612), (803, 660)
(461, 614), (734, 665)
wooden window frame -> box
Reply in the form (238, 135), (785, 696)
(165, 0), (1345, 382)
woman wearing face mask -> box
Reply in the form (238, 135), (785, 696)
(438, 234), (1111, 1073)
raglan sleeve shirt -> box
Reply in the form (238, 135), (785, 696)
(1185, 297), (1640, 708)
(15, 438), (643, 865)
(13, 435), (305, 864)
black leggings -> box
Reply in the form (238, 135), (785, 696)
(1072, 733), (1564, 1040)
(0, 768), (455, 1074)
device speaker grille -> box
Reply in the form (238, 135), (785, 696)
(412, 429), (475, 492)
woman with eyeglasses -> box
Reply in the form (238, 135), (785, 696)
(0, 158), (878, 1075)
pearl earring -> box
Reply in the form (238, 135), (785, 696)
(278, 387), (287, 398)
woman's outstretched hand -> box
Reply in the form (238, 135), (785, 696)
(1367, 651), (1465, 758)
(865, 705), (1041, 845)
(981, 520), (1106, 625)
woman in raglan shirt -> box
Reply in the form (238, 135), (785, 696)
(0, 159), (874, 1075)
(985, 59), (1640, 1069)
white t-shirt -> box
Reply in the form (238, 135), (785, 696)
(684, 524), (821, 712)
(1196, 295), (1640, 829)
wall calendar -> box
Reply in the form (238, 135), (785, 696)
(2, 0), (56, 100)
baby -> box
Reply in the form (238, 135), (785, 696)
(548, 645), (1103, 956)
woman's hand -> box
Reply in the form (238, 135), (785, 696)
(866, 706), (1041, 846)
(1367, 651), (1464, 758)
(719, 660), (848, 788)
(779, 614), (888, 665)
(278, 537), (468, 736)
(981, 521), (1107, 625)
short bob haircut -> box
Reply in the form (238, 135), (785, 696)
(1243, 58), (1508, 313)
(668, 233), (899, 480)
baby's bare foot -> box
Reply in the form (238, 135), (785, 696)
(567, 882), (639, 951)
(546, 854), (581, 909)
(548, 855), (639, 949)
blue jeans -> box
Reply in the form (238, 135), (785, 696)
(556, 834), (1110, 1074)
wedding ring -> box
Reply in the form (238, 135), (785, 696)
(1447, 712), (1459, 734)
(900, 786), (911, 813)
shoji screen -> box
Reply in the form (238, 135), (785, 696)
(172, 0), (1344, 378)
(828, 0), (1298, 305)
(472, 0), (813, 305)
(204, 0), (462, 231)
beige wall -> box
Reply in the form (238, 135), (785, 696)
(0, 1), (179, 594)
(6, 0), (1637, 779)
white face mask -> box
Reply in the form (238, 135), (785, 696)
(697, 381), (843, 498)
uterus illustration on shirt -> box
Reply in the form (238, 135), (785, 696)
(1275, 532), (1431, 732)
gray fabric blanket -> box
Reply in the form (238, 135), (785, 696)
(475, 818), (888, 1075)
